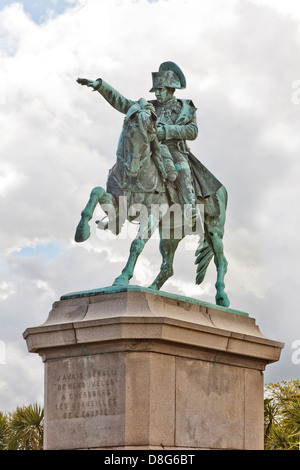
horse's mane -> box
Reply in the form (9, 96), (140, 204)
(134, 98), (167, 181)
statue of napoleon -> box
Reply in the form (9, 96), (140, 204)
(75, 62), (230, 307)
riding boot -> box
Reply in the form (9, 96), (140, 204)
(174, 163), (198, 225)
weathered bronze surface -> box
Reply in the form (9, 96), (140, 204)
(75, 62), (229, 307)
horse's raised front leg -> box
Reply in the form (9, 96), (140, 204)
(149, 226), (180, 290)
(75, 187), (115, 242)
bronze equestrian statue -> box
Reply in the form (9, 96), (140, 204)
(75, 62), (230, 307)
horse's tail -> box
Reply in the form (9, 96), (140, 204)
(194, 239), (213, 285)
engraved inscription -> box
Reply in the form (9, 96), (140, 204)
(53, 367), (122, 419)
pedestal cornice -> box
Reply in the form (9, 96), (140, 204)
(23, 286), (283, 370)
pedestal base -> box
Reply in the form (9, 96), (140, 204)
(23, 286), (283, 450)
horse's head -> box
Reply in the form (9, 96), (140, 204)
(123, 98), (157, 177)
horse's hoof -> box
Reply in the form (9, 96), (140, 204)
(95, 219), (108, 231)
(216, 292), (230, 308)
(148, 283), (159, 291)
(112, 276), (129, 287)
(74, 219), (91, 242)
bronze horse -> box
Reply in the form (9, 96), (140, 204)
(75, 98), (230, 307)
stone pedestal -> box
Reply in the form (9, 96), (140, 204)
(23, 286), (283, 450)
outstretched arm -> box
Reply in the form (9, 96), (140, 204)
(77, 77), (135, 115)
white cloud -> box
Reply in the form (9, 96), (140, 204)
(250, 0), (300, 19)
(0, 342), (44, 411)
(0, 281), (16, 300)
(0, 165), (24, 196)
(0, 0), (300, 410)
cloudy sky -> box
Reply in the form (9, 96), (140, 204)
(0, 0), (300, 412)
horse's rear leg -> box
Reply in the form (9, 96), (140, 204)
(75, 187), (114, 242)
(206, 227), (230, 307)
(149, 228), (180, 290)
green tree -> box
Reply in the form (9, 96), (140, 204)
(0, 412), (9, 450)
(264, 379), (300, 450)
(283, 397), (300, 446)
(264, 398), (279, 438)
(1, 403), (44, 450)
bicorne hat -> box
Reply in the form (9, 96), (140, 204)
(149, 61), (186, 92)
